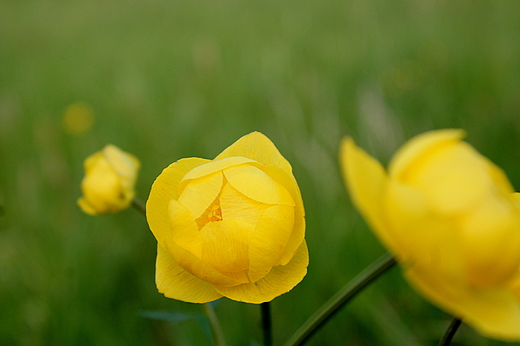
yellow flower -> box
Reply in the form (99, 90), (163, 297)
(340, 129), (520, 341)
(63, 102), (95, 136)
(78, 145), (140, 215)
(146, 132), (308, 304)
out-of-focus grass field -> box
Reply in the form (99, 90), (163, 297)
(2, 0), (520, 345)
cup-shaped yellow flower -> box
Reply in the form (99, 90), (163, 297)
(146, 132), (307, 304)
(78, 144), (140, 215)
(340, 129), (520, 341)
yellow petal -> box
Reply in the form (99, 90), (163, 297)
(200, 219), (253, 273)
(340, 137), (388, 238)
(146, 158), (209, 245)
(512, 192), (520, 207)
(84, 151), (104, 171)
(223, 164), (295, 206)
(385, 179), (464, 278)
(156, 244), (222, 303)
(388, 129), (465, 180)
(278, 205), (305, 266)
(214, 132), (293, 174)
(461, 195), (520, 287)
(178, 171), (224, 218)
(217, 269), (250, 284)
(220, 182), (268, 225)
(490, 165), (517, 197)
(401, 140), (491, 215)
(248, 204), (295, 282)
(77, 197), (98, 215)
(103, 144), (140, 181)
(406, 266), (520, 341)
(180, 157), (255, 191)
(257, 164), (306, 265)
(168, 200), (203, 257)
(214, 241), (308, 303)
(255, 163), (304, 209)
(166, 241), (243, 287)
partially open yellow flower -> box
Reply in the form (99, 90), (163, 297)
(78, 145), (140, 215)
(340, 129), (520, 341)
(146, 132), (307, 304)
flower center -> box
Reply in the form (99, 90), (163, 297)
(196, 197), (223, 229)
(207, 203), (223, 222)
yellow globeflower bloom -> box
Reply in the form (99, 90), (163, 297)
(78, 145), (140, 215)
(340, 129), (520, 341)
(146, 132), (307, 304)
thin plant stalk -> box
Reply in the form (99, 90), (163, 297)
(261, 302), (273, 346)
(283, 253), (397, 346)
(204, 303), (227, 346)
(132, 197), (147, 214)
(437, 317), (462, 346)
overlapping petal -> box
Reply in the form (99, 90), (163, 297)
(461, 196), (520, 287)
(223, 165), (295, 206)
(166, 241), (245, 287)
(384, 179), (463, 277)
(388, 129), (465, 179)
(215, 131), (293, 173)
(219, 182), (267, 225)
(254, 164), (305, 265)
(180, 157), (255, 189)
(340, 138), (389, 247)
(248, 204), (295, 282)
(214, 241), (309, 303)
(156, 244), (223, 303)
(200, 219), (252, 273)
(147, 158), (209, 243)
(407, 267), (520, 340)
(103, 144), (140, 182)
(178, 171), (224, 218)
(167, 200), (202, 257)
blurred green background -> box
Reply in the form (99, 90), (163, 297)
(2, 0), (520, 345)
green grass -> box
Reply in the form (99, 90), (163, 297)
(2, 0), (520, 345)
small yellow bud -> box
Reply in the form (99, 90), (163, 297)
(78, 145), (140, 215)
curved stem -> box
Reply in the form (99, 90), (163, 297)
(283, 253), (397, 346)
(437, 317), (462, 346)
(261, 302), (273, 346)
(204, 303), (227, 346)
(132, 197), (146, 215)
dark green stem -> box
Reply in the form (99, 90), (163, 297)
(132, 197), (146, 215)
(283, 253), (397, 346)
(437, 317), (462, 346)
(261, 302), (273, 346)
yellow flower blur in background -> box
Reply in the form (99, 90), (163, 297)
(78, 145), (140, 215)
(340, 129), (520, 341)
(146, 132), (307, 304)
(63, 102), (95, 136)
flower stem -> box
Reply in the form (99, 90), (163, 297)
(204, 303), (227, 346)
(261, 302), (273, 346)
(437, 317), (462, 346)
(283, 253), (397, 346)
(132, 197), (146, 215)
